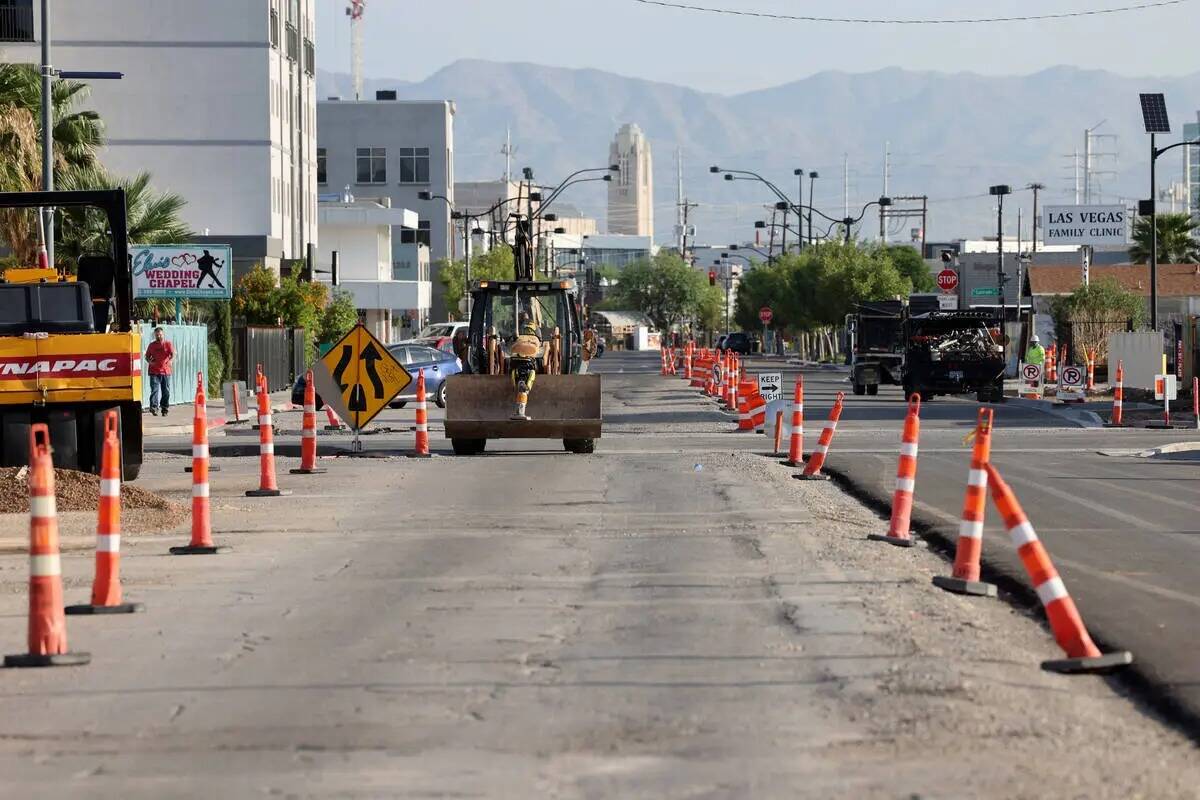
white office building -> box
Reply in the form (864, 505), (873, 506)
(316, 196), (430, 342)
(1185, 112), (1200, 228)
(2, 0), (318, 277)
(317, 93), (455, 317)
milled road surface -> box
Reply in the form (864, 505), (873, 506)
(0, 351), (1197, 798)
(774, 364), (1200, 732)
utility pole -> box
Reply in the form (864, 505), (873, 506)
(879, 144), (891, 241)
(843, 153), (849, 220)
(40, 0), (54, 267)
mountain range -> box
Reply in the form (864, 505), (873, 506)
(317, 60), (1200, 248)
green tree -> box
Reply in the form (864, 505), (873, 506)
(436, 245), (517, 317)
(606, 251), (705, 331)
(1049, 277), (1145, 363)
(232, 264), (279, 324)
(1129, 213), (1200, 264)
(695, 284), (726, 334)
(0, 65), (106, 264)
(318, 290), (360, 344)
(59, 169), (191, 267)
(814, 242), (911, 325)
(886, 244), (936, 292)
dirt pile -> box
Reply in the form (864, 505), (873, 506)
(0, 467), (182, 515)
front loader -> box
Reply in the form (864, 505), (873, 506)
(444, 218), (602, 454)
(0, 190), (144, 479)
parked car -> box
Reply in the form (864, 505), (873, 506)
(722, 332), (759, 355)
(291, 344), (462, 411)
(405, 321), (469, 353)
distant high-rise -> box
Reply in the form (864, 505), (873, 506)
(1185, 112), (1199, 227)
(608, 124), (654, 238)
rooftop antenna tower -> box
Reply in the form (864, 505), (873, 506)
(347, 1), (366, 100)
(500, 125), (518, 182)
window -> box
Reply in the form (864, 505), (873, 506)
(356, 147), (386, 184)
(397, 147), (430, 184)
(269, 7), (279, 48)
(0, 0), (34, 42)
(402, 220), (431, 246)
(285, 22), (298, 60)
(317, 148), (327, 185)
(303, 38), (315, 76)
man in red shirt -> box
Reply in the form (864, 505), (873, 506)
(145, 327), (175, 416)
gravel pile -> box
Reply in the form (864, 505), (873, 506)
(0, 467), (182, 515)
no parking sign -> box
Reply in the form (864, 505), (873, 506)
(1057, 365), (1085, 403)
(1020, 362), (1043, 399)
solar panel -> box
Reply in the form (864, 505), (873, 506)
(1140, 93), (1171, 134)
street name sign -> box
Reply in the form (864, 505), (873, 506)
(1042, 205), (1128, 246)
(758, 372), (782, 404)
(313, 324), (411, 431)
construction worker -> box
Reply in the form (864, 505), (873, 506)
(1025, 334), (1046, 368)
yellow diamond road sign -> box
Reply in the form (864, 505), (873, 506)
(312, 324), (411, 431)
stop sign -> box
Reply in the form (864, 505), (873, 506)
(759, 307), (773, 324)
(936, 269), (959, 293)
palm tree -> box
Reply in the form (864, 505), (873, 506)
(1129, 213), (1200, 264)
(57, 168), (191, 261)
(0, 63), (105, 264)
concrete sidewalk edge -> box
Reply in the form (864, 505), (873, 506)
(1005, 397), (1104, 429)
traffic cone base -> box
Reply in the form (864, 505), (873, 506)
(170, 544), (231, 555)
(5, 652), (91, 668)
(65, 601), (145, 615)
(794, 472), (830, 482)
(931, 575), (997, 598)
(185, 465), (221, 472)
(866, 532), (925, 548)
(245, 488), (292, 497)
(1041, 650), (1133, 675)
(1102, 422), (1128, 428)
(290, 466), (328, 473)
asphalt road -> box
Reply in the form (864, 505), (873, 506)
(1, 350), (1198, 797)
(780, 363), (1200, 730)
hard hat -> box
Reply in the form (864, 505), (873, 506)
(1030, 334), (1040, 344)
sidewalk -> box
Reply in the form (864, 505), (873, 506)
(142, 389), (295, 437)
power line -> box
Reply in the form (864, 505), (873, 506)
(630, 0), (1191, 24)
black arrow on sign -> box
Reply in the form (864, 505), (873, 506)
(760, 383), (779, 393)
(359, 342), (387, 399)
(332, 344), (354, 393)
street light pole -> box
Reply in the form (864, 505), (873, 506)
(1150, 133), (1158, 330)
(989, 184), (1012, 319)
(808, 171), (818, 246)
(40, 0), (54, 266)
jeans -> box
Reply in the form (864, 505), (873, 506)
(149, 374), (171, 411)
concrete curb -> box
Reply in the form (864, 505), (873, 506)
(1004, 397), (1104, 429)
(144, 416), (226, 438)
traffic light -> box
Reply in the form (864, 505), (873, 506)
(708, 270), (717, 286)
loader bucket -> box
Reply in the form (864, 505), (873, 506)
(444, 374), (602, 439)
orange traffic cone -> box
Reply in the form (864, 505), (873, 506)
(1105, 359), (1126, 428)
(5, 425), (91, 667)
(172, 378), (230, 554)
(66, 411), (144, 615)
(291, 369), (327, 474)
(933, 408), (997, 596)
(797, 391), (844, 481)
(782, 375), (804, 468)
(246, 367), (290, 497)
(986, 463), (1132, 673)
(324, 404), (345, 431)
(411, 369), (432, 458)
(185, 373), (219, 472)
(869, 394), (923, 548)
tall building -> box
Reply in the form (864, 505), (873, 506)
(1185, 113), (1200, 228)
(317, 93), (455, 316)
(3, 0), (319, 277)
(607, 124), (654, 238)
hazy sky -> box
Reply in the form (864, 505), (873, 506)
(317, 0), (1198, 93)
